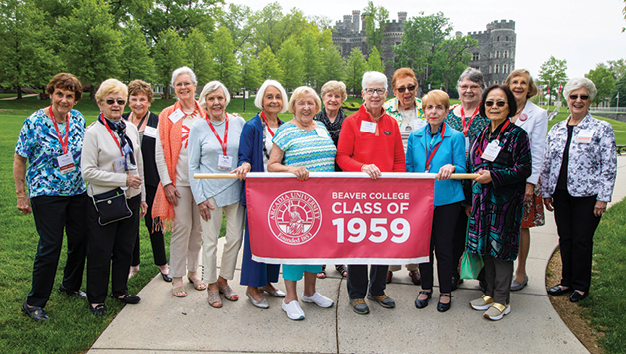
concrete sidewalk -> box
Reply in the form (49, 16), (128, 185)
(88, 156), (626, 354)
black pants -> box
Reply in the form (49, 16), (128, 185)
(347, 265), (388, 299)
(87, 194), (140, 303)
(552, 190), (601, 293)
(130, 184), (167, 267)
(483, 255), (513, 305)
(27, 193), (88, 308)
(419, 202), (461, 294)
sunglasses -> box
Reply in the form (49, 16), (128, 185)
(485, 100), (507, 107)
(105, 99), (126, 106)
(396, 85), (416, 93)
(569, 94), (589, 101)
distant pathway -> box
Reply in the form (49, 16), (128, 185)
(0, 94), (38, 100)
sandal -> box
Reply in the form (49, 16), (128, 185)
(218, 284), (239, 301)
(172, 277), (187, 297)
(207, 290), (223, 308)
(187, 271), (207, 291)
(335, 265), (348, 277)
(317, 265), (326, 279)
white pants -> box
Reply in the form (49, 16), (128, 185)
(169, 186), (203, 278)
(201, 197), (244, 283)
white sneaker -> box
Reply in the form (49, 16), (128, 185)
(301, 292), (334, 308)
(282, 299), (305, 320)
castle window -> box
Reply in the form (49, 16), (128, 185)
(497, 36), (500, 42)
(503, 64), (508, 74)
(495, 65), (500, 74)
(490, 52), (493, 59)
(472, 53), (480, 61)
(504, 51), (509, 58)
(506, 36), (509, 41)
(496, 51), (500, 58)
(489, 65), (492, 74)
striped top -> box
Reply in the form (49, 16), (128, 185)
(272, 121), (336, 172)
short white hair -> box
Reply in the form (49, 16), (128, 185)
(254, 80), (288, 113)
(563, 77), (597, 102)
(362, 71), (388, 91)
(170, 66), (197, 87)
(198, 81), (230, 110)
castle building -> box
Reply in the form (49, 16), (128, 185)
(332, 12), (516, 90)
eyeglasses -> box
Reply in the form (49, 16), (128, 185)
(364, 88), (386, 96)
(485, 100), (507, 107)
(396, 85), (416, 93)
(105, 99), (126, 106)
(569, 94), (589, 101)
(175, 82), (194, 88)
(459, 84), (481, 91)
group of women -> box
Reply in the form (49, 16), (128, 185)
(15, 65), (616, 322)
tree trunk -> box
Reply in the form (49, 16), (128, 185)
(16, 85), (23, 100)
(90, 85), (97, 101)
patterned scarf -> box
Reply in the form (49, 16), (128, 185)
(98, 114), (136, 168)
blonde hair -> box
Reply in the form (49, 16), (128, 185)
(288, 86), (321, 115)
(95, 78), (128, 102)
(320, 81), (347, 102)
(127, 80), (153, 103)
(505, 69), (538, 98)
(421, 90), (450, 111)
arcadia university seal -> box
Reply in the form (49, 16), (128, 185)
(268, 190), (322, 245)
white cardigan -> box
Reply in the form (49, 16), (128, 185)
(81, 119), (146, 200)
(514, 101), (548, 185)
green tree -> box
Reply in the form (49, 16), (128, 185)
(610, 74), (626, 107)
(107, 0), (152, 25)
(431, 36), (477, 92)
(137, 0), (219, 42)
(585, 66), (616, 106)
(258, 46), (283, 82)
(153, 29), (186, 99)
(252, 3), (313, 54)
(239, 47), (263, 90)
(367, 46), (385, 72)
(538, 56), (568, 98)
(185, 28), (214, 86)
(363, 1), (389, 52)
(600, 59), (626, 80)
(320, 45), (345, 84)
(215, 3), (256, 54)
(0, 0), (59, 99)
(277, 38), (304, 91)
(212, 26), (239, 90)
(59, 0), (121, 99)
(301, 31), (322, 89)
(345, 47), (368, 96)
(119, 20), (156, 82)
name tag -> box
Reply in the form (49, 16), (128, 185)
(122, 143), (131, 155)
(481, 140), (502, 162)
(113, 156), (126, 172)
(169, 109), (184, 124)
(57, 152), (76, 174)
(360, 121), (376, 133)
(144, 126), (157, 138)
(465, 136), (470, 156)
(218, 155), (233, 170)
(315, 128), (329, 138)
(576, 129), (594, 144)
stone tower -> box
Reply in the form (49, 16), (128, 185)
(468, 20), (516, 86)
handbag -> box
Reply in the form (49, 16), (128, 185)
(91, 187), (132, 226)
(460, 249), (484, 280)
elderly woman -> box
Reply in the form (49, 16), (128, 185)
(467, 85), (531, 321)
(152, 66), (207, 297)
(543, 78), (616, 302)
(188, 81), (245, 308)
(237, 80), (288, 309)
(123, 80), (171, 282)
(445, 67), (490, 290)
(267, 86), (336, 320)
(337, 71), (406, 315)
(504, 69), (548, 291)
(82, 78), (147, 315)
(408, 90), (465, 312)
(313, 80), (348, 279)
(384, 67), (425, 285)
(15, 73), (88, 321)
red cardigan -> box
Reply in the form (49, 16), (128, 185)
(337, 104), (406, 172)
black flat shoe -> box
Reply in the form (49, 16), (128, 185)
(22, 301), (49, 321)
(569, 291), (588, 302)
(451, 274), (463, 291)
(161, 272), (173, 282)
(90, 303), (106, 316)
(437, 294), (452, 312)
(113, 294), (141, 304)
(58, 283), (87, 299)
(415, 291), (432, 308)
(547, 285), (572, 296)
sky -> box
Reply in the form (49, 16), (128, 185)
(227, 0), (626, 79)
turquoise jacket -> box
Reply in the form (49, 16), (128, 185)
(406, 122), (466, 206)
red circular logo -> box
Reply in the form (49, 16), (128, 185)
(268, 190), (322, 245)
(519, 113), (528, 122)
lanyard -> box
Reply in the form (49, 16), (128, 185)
(48, 106), (70, 154)
(100, 113), (124, 157)
(207, 116), (229, 156)
(460, 105), (480, 136)
(426, 124), (446, 171)
(260, 111), (276, 137)
(476, 119), (510, 157)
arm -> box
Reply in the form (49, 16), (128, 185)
(439, 133), (466, 180)
(392, 123), (406, 172)
(526, 108), (548, 185)
(489, 130), (532, 188)
(267, 143), (309, 180)
(406, 135), (415, 173)
(235, 120), (255, 180)
(131, 126), (148, 216)
(596, 122), (617, 203)
(336, 119), (365, 172)
(187, 125), (206, 205)
(13, 154), (32, 214)
(155, 126), (180, 205)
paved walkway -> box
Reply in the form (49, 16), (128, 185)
(88, 156), (626, 354)
(0, 93), (38, 100)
